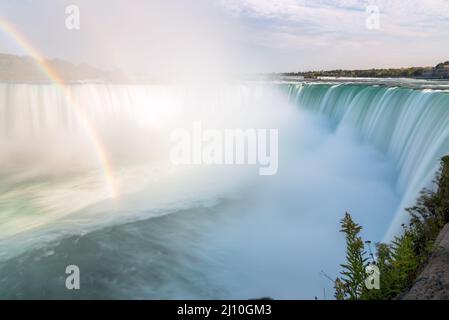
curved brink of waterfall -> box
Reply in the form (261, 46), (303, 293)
(284, 83), (449, 240)
(2, 82), (448, 243)
(1, 81), (448, 298)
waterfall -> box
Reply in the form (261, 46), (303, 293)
(1, 81), (448, 244)
(1, 81), (423, 298)
(0, 83), (175, 137)
(285, 83), (449, 239)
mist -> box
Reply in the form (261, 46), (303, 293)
(0, 0), (430, 300)
(0, 81), (400, 298)
(1, 0), (261, 80)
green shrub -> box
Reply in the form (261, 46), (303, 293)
(335, 156), (449, 300)
(334, 213), (368, 300)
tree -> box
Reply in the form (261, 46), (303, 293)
(334, 212), (368, 300)
(389, 231), (419, 291)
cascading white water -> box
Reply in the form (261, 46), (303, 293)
(0, 82), (294, 259)
(285, 83), (449, 239)
(0, 80), (445, 299)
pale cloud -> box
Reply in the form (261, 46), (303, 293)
(216, 0), (449, 71)
(219, 0), (449, 21)
(0, 0), (448, 73)
(219, 0), (449, 37)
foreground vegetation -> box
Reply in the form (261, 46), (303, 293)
(335, 156), (449, 300)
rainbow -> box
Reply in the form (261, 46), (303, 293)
(0, 17), (118, 198)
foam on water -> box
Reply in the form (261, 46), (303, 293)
(1, 81), (446, 298)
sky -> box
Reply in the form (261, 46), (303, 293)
(0, 0), (448, 76)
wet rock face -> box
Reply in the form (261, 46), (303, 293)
(403, 224), (449, 300)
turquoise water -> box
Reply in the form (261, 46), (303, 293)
(0, 81), (447, 299)
(285, 82), (449, 239)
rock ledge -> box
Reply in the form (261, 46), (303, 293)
(402, 223), (449, 300)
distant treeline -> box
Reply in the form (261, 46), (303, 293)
(0, 53), (125, 82)
(282, 61), (449, 79)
